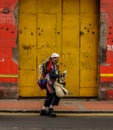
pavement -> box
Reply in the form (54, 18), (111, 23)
(0, 98), (113, 113)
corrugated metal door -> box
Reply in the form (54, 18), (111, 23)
(19, 0), (99, 97)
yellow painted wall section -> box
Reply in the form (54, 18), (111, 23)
(80, 0), (99, 96)
(36, 0), (62, 96)
(62, 0), (80, 96)
(19, 0), (62, 97)
(19, 0), (37, 96)
(19, 0), (99, 97)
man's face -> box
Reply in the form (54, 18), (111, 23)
(52, 57), (59, 63)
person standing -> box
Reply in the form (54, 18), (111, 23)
(40, 53), (61, 117)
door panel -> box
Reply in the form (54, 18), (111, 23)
(62, 0), (80, 96)
(19, 0), (36, 14)
(37, 0), (61, 96)
(80, 0), (99, 96)
(37, 0), (61, 13)
(19, 69), (36, 87)
(19, 14), (36, 70)
(36, 0), (61, 96)
(19, 86), (38, 97)
(63, 0), (79, 13)
(19, 0), (37, 97)
(37, 14), (60, 96)
(80, 0), (98, 14)
(19, 69), (37, 97)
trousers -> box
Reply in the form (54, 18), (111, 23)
(44, 88), (60, 107)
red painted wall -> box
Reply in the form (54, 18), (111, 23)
(0, 0), (18, 83)
(0, 0), (113, 99)
(100, 0), (113, 82)
(0, 0), (18, 98)
(100, 0), (113, 100)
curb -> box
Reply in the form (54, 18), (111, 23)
(0, 110), (113, 114)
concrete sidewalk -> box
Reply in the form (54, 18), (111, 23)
(0, 99), (113, 113)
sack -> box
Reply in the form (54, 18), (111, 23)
(38, 78), (47, 89)
(54, 81), (68, 97)
(40, 57), (52, 78)
(37, 57), (52, 89)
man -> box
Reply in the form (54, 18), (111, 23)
(40, 53), (60, 117)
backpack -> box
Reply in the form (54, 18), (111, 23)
(37, 57), (52, 89)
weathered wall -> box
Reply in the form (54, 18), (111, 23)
(0, 0), (18, 98)
(1, 0), (113, 99)
(100, 0), (113, 100)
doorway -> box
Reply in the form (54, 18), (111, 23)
(19, 0), (99, 97)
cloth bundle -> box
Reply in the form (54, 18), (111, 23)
(54, 80), (68, 97)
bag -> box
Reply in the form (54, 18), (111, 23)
(38, 78), (47, 89)
(54, 81), (68, 97)
(37, 57), (52, 89)
(40, 57), (52, 77)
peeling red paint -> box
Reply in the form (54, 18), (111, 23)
(100, 0), (113, 82)
(101, 0), (113, 13)
(0, 0), (18, 83)
(0, 0), (18, 24)
(106, 89), (113, 100)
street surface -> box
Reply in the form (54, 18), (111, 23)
(0, 113), (113, 130)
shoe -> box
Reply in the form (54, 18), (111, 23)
(48, 108), (56, 117)
(40, 109), (47, 116)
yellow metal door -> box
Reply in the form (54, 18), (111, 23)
(19, 0), (38, 96)
(18, 0), (99, 97)
(60, 0), (99, 97)
(61, 0), (80, 96)
(19, 0), (61, 97)
(36, 0), (61, 96)
(80, 0), (99, 96)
